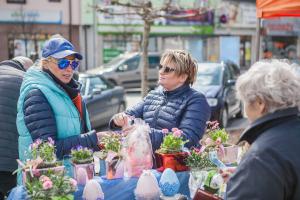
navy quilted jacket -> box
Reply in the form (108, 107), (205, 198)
(112, 84), (211, 152)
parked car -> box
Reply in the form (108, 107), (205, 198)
(192, 61), (243, 127)
(79, 73), (126, 128)
(87, 52), (161, 89)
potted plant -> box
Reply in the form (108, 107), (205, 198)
(71, 146), (94, 181)
(17, 138), (64, 184)
(186, 148), (217, 198)
(98, 133), (123, 179)
(201, 121), (238, 165)
(25, 169), (77, 200)
(155, 128), (189, 172)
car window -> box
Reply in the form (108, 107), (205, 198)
(118, 56), (140, 72)
(149, 56), (160, 69)
(195, 65), (222, 86)
(88, 76), (108, 94)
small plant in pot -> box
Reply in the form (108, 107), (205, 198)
(98, 133), (123, 179)
(16, 138), (64, 184)
(155, 128), (189, 172)
(201, 121), (238, 165)
(71, 146), (94, 181)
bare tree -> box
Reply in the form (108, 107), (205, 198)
(96, 0), (210, 97)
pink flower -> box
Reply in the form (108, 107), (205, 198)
(32, 169), (40, 177)
(35, 139), (42, 145)
(42, 180), (53, 190)
(48, 137), (55, 145)
(215, 137), (222, 145)
(173, 130), (182, 137)
(161, 129), (169, 134)
(39, 175), (51, 182)
(69, 178), (77, 188)
(171, 127), (179, 132)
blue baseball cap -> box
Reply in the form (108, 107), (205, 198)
(42, 37), (83, 60)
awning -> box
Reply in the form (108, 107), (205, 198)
(257, 0), (300, 18)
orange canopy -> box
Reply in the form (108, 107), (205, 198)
(257, 0), (300, 18)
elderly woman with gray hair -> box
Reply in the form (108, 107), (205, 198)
(225, 60), (300, 200)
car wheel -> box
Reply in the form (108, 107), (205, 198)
(118, 102), (126, 112)
(220, 107), (228, 128)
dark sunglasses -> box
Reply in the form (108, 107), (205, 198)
(158, 64), (176, 73)
(56, 58), (80, 70)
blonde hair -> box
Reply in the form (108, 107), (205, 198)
(160, 49), (198, 85)
(236, 59), (300, 113)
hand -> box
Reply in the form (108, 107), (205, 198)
(113, 112), (130, 128)
(219, 167), (236, 183)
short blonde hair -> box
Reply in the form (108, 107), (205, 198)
(236, 59), (300, 113)
(160, 49), (198, 85)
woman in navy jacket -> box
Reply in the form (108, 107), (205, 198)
(110, 49), (211, 152)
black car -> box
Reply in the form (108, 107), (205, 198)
(193, 62), (243, 127)
(79, 73), (126, 128)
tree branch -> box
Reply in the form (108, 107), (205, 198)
(95, 5), (142, 16)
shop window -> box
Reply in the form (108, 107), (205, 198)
(7, 0), (26, 3)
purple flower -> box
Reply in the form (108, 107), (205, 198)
(48, 137), (55, 145)
(76, 145), (83, 151)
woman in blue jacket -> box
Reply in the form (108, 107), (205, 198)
(17, 37), (104, 163)
(110, 49), (211, 152)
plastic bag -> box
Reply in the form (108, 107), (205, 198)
(122, 118), (153, 178)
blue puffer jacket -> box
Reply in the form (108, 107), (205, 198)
(112, 84), (211, 152)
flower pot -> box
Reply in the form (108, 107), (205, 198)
(193, 189), (223, 200)
(155, 151), (189, 172)
(189, 168), (212, 199)
(218, 145), (238, 164)
(106, 156), (124, 179)
(22, 165), (65, 185)
(72, 162), (94, 181)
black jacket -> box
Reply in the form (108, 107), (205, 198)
(0, 60), (25, 172)
(227, 107), (300, 200)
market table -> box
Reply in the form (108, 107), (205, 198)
(7, 170), (191, 200)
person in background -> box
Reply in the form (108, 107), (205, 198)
(0, 56), (33, 199)
(17, 37), (106, 169)
(225, 60), (300, 200)
(110, 49), (211, 152)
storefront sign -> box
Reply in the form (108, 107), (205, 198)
(263, 18), (300, 36)
(0, 9), (62, 24)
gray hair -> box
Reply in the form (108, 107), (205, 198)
(12, 56), (33, 70)
(236, 59), (300, 113)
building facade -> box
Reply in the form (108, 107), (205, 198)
(0, 0), (98, 71)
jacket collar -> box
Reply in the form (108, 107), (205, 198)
(161, 84), (190, 97)
(238, 107), (299, 144)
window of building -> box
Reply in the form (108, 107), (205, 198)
(7, 0), (26, 3)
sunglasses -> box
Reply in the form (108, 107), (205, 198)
(49, 58), (80, 70)
(158, 64), (176, 73)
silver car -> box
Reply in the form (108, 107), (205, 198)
(88, 52), (161, 89)
(79, 73), (126, 128)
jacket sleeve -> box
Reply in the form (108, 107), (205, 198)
(109, 100), (145, 130)
(177, 94), (211, 148)
(23, 89), (100, 159)
(149, 94), (211, 152)
(226, 150), (286, 200)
